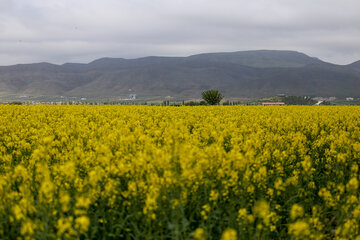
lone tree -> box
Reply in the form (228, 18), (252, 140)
(202, 90), (223, 105)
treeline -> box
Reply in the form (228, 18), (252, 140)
(279, 96), (316, 105)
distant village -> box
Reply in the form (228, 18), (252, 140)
(2, 94), (360, 106)
(1, 93), (138, 105)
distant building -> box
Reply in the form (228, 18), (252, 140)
(346, 97), (354, 101)
(262, 102), (285, 105)
(129, 94), (137, 100)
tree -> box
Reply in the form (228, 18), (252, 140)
(201, 90), (223, 105)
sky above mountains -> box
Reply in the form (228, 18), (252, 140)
(0, 0), (359, 66)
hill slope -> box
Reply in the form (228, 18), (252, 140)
(188, 50), (323, 68)
(348, 60), (360, 70)
(1, 50), (360, 98)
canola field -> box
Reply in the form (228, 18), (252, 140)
(1, 105), (360, 239)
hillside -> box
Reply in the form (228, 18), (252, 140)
(348, 60), (360, 70)
(1, 50), (360, 98)
(188, 50), (323, 68)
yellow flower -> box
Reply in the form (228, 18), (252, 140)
(301, 156), (312, 173)
(75, 196), (91, 209)
(209, 190), (219, 202)
(290, 204), (304, 220)
(247, 215), (255, 223)
(347, 177), (359, 192)
(20, 219), (36, 236)
(288, 221), (310, 237)
(247, 185), (255, 194)
(336, 219), (357, 238)
(238, 208), (247, 220)
(220, 228), (237, 240)
(39, 180), (54, 203)
(12, 204), (24, 221)
(353, 205), (360, 219)
(253, 200), (270, 220)
(318, 188), (334, 207)
(274, 178), (284, 192)
(59, 192), (71, 212)
(75, 216), (90, 233)
(57, 216), (74, 236)
(201, 204), (211, 220)
(193, 227), (207, 240)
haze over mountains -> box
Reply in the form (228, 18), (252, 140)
(1, 50), (360, 99)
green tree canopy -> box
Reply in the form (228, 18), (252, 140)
(202, 90), (223, 105)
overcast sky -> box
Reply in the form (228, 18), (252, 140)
(0, 0), (359, 65)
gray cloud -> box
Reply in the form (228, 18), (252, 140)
(0, 0), (359, 65)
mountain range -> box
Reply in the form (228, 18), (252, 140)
(1, 50), (360, 99)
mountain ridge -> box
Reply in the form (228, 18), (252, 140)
(2, 50), (359, 68)
(1, 50), (360, 98)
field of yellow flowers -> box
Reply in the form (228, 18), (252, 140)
(1, 105), (360, 239)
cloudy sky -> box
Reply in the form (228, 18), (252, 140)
(0, 0), (359, 65)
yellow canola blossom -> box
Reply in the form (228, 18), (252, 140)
(0, 105), (360, 239)
(220, 228), (237, 240)
(194, 227), (207, 240)
(288, 220), (310, 238)
(290, 204), (304, 220)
